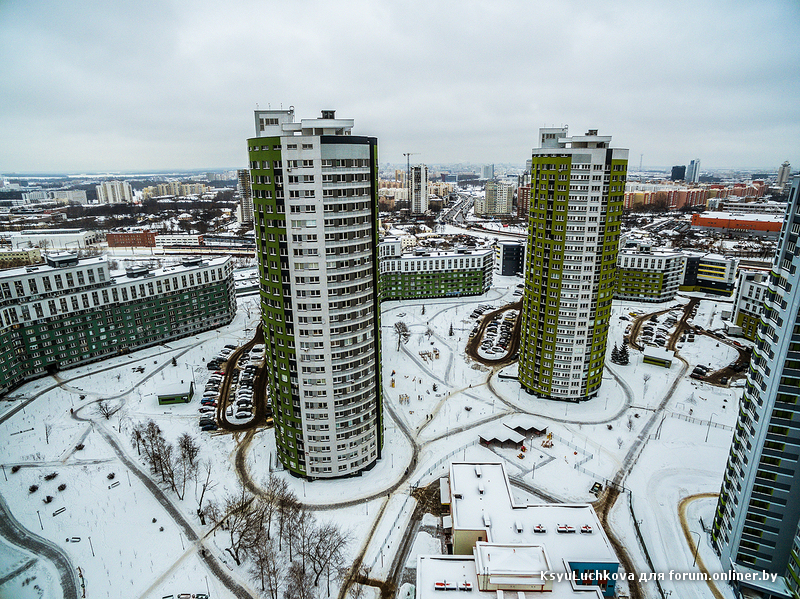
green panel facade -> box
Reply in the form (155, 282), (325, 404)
(519, 129), (627, 402)
(248, 110), (383, 479)
(0, 257), (236, 396)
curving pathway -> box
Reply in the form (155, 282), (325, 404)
(0, 491), (78, 599)
(71, 411), (259, 599)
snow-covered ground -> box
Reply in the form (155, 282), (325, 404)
(0, 273), (745, 599)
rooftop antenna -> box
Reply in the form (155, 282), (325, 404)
(639, 154), (643, 174)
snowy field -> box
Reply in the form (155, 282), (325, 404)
(0, 275), (747, 599)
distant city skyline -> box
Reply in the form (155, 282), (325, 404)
(1, 0), (798, 173)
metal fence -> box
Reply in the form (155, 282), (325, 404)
(669, 412), (733, 430)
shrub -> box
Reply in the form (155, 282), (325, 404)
(44, 472), (58, 481)
(57, 483), (66, 492)
(29, 485), (38, 494)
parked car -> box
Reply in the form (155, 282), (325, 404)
(235, 410), (252, 419)
(201, 424), (218, 432)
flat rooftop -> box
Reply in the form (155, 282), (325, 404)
(0, 255), (106, 281)
(449, 462), (616, 565)
(698, 211), (783, 223)
(416, 555), (604, 599)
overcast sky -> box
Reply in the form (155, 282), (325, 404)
(1, 0), (798, 174)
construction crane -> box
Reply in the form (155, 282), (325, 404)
(403, 152), (420, 207)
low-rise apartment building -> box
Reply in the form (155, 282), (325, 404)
(615, 244), (685, 302)
(680, 252), (738, 296)
(378, 238), (493, 300)
(0, 253), (236, 395)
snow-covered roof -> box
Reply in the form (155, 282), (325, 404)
(643, 347), (675, 362)
(478, 423), (523, 444)
(697, 211), (783, 223)
(449, 463), (616, 565)
(502, 415), (549, 433)
(113, 256), (228, 283)
(416, 554), (604, 598)
(157, 382), (193, 397)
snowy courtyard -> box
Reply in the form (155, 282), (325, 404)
(0, 284), (744, 599)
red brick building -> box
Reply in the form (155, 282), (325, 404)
(517, 185), (530, 217)
(106, 231), (157, 247)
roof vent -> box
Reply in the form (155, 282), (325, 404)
(483, 512), (491, 527)
(475, 465), (482, 478)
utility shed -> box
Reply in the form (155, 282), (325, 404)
(157, 381), (194, 405)
(642, 346), (674, 368)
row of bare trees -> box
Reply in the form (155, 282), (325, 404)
(130, 420), (212, 503)
(129, 421), (353, 598)
(206, 475), (350, 599)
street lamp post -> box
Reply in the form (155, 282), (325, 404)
(705, 413), (718, 443)
(690, 531), (701, 567)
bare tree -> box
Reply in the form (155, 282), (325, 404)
(309, 522), (351, 595)
(285, 561), (316, 599)
(197, 460), (216, 513)
(132, 420), (170, 480)
(178, 433), (200, 467)
(96, 399), (119, 420)
(277, 486), (301, 554)
(207, 484), (259, 566)
(45, 423), (52, 445)
(290, 509), (317, 574)
(263, 474), (287, 541)
(393, 321), (410, 351)
(249, 535), (281, 597)
(425, 327), (434, 340)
